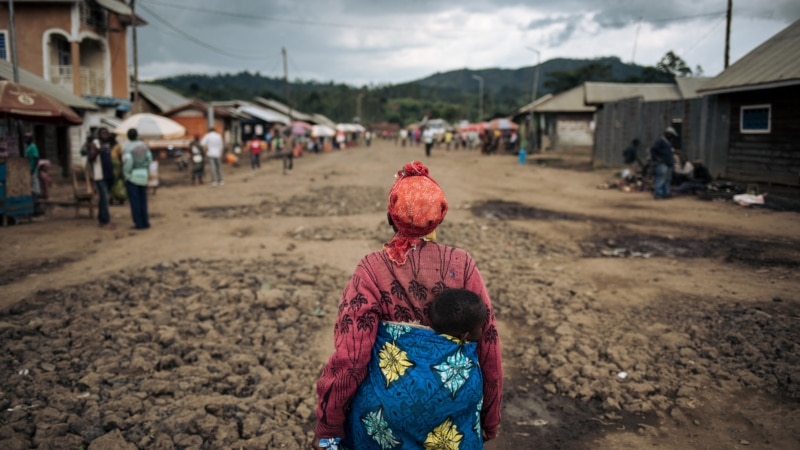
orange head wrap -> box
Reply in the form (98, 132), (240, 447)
(384, 161), (448, 264)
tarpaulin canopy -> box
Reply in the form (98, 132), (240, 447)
(0, 80), (82, 125)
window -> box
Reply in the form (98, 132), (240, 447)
(56, 38), (71, 66)
(0, 31), (7, 61)
(740, 105), (771, 134)
(80, 0), (107, 30)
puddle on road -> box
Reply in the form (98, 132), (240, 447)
(471, 200), (590, 221)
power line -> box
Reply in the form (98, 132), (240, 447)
(648, 11), (726, 23)
(683, 16), (726, 57)
(143, 0), (429, 32)
(143, 0), (729, 38)
(136, 2), (267, 60)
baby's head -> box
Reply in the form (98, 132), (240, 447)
(429, 289), (487, 342)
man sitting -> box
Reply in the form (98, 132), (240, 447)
(675, 160), (713, 195)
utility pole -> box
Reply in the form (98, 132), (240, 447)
(8, 0), (19, 82)
(526, 47), (541, 152)
(130, 0), (139, 112)
(631, 17), (642, 65)
(8, 0), (21, 155)
(724, 0), (732, 68)
(471, 74), (483, 122)
(356, 90), (364, 123)
(282, 47), (292, 123)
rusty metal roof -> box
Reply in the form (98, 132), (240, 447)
(700, 19), (800, 95)
(584, 82), (681, 104)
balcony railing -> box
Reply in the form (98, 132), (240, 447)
(48, 65), (106, 96)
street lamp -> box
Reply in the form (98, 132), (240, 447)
(526, 46), (541, 152)
(471, 74), (484, 122)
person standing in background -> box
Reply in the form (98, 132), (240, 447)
(189, 135), (205, 185)
(650, 127), (678, 199)
(123, 128), (153, 230)
(423, 127), (435, 157)
(248, 134), (262, 170)
(89, 128), (116, 230)
(23, 133), (41, 197)
(201, 127), (224, 186)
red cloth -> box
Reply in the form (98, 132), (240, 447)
(249, 139), (261, 154)
(384, 161), (448, 265)
(315, 243), (503, 440)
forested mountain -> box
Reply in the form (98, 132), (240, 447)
(152, 56), (679, 125)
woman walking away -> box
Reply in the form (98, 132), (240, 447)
(123, 128), (153, 230)
(341, 288), (489, 449)
(313, 161), (503, 449)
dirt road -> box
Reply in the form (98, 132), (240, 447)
(1, 140), (798, 449)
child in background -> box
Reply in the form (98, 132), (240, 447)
(330, 288), (488, 449)
(190, 135), (205, 185)
(36, 160), (52, 200)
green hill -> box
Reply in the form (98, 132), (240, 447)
(152, 56), (672, 125)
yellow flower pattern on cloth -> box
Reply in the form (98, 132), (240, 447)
(378, 341), (414, 386)
(424, 418), (463, 449)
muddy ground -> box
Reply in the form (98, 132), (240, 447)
(1, 141), (799, 449)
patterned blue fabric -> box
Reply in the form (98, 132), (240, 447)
(342, 322), (484, 449)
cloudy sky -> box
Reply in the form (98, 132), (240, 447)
(134, 0), (800, 86)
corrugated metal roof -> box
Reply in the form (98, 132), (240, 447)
(253, 97), (315, 122)
(516, 94), (553, 114)
(584, 82), (681, 104)
(675, 77), (711, 99)
(0, 60), (98, 110)
(535, 86), (595, 113)
(95, 0), (132, 15)
(700, 19), (800, 94)
(311, 113), (337, 128)
(138, 84), (191, 113)
(238, 105), (291, 125)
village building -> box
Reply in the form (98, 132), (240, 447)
(698, 18), (800, 187)
(588, 79), (711, 171)
(0, 0), (144, 173)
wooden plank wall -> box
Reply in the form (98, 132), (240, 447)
(592, 97), (708, 169)
(725, 85), (800, 186)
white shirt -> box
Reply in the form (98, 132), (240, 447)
(201, 131), (224, 158)
(91, 139), (104, 181)
(423, 129), (434, 144)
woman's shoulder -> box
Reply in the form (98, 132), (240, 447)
(426, 242), (475, 261)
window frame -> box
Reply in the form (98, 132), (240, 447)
(0, 30), (8, 61)
(740, 104), (771, 134)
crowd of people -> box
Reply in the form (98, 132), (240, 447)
(80, 127), (155, 230)
(392, 126), (520, 156)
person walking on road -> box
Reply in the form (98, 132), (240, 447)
(313, 161), (503, 449)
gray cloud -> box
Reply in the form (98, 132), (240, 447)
(135, 0), (800, 84)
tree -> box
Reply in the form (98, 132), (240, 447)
(655, 51), (693, 78)
(544, 62), (613, 94)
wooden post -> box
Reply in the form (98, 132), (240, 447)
(724, 0), (732, 69)
(130, 0), (139, 112)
